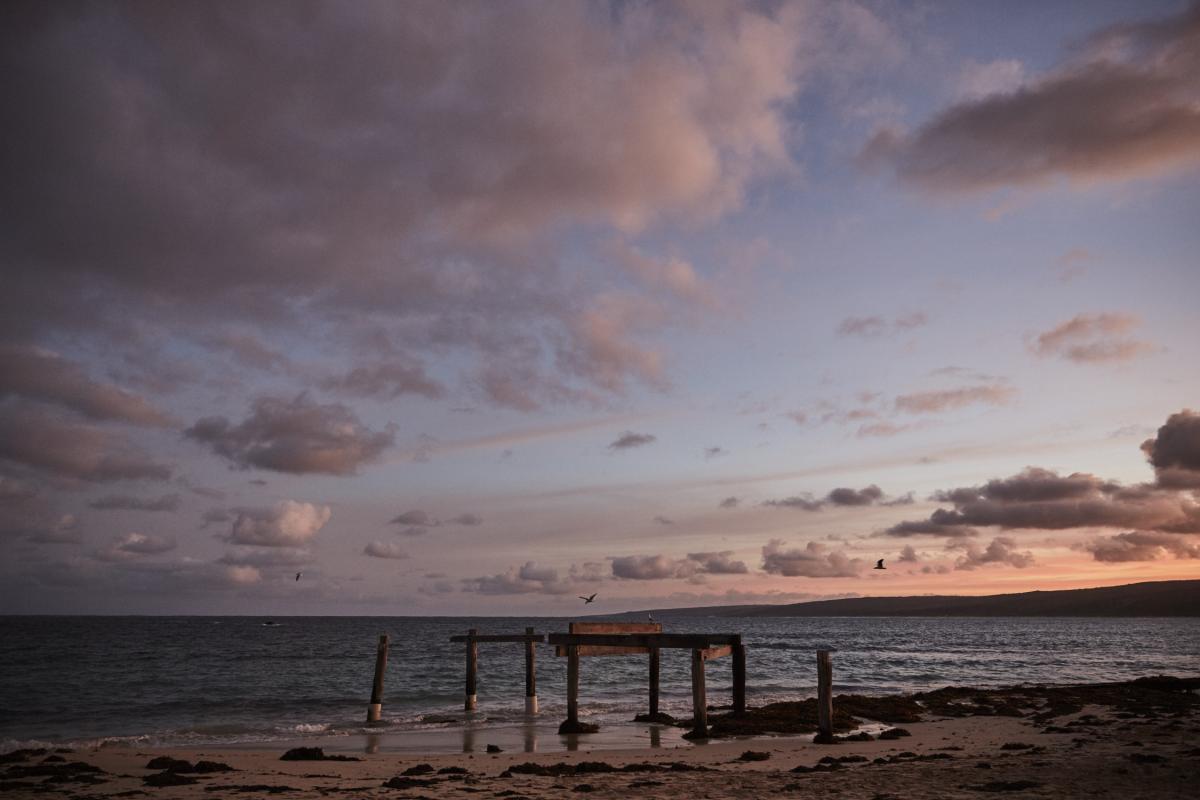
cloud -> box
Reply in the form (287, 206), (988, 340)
(0, 344), (171, 426)
(898, 544), (920, 563)
(957, 58), (1026, 99)
(704, 446), (726, 459)
(952, 536), (1034, 570)
(861, 4), (1200, 192)
(203, 333), (291, 373)
(185, 395), (394, 476)
(0, 404), (172, 483)
(882, 460), (1200, 538)
(88, 494), (181, 512)
(857, 421), (911, 438)
(227, 501), (331, 547)
(94, 532), (177, 561)
(610, 551), (748, 580)
(390, 510), (435, 527)
(652, 516), (674, 526)
(608, 431), (657, 450)
(446, 513), (483, 526)
(1031, 313), (1153, 363)
(217, 547), (312, 568)
(25, 514), (83, 545)
(1084, 531), (1200, 562)
(761, 539), (862, 578)
(363, 541), (410, 560)
(719, 496), (740, 508)
(685, 551), (749, 575)
(461, 561), (571, 595)
(837, 313), (927, 338)
(765, 484), (907, 511)
(894, 384), (1016, 414)
(387, 509), (481, 531)
(320, 362), (444, 400)
(1141, 409), (1200, 488)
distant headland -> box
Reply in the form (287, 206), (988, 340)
(603, 580), (1200, 619)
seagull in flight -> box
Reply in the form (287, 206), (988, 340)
(295, 572), (303, 581)
(579, 593), (597, 604)
(874, 559), (886, 570)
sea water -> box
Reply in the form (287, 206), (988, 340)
(0, 615), (1196, 751)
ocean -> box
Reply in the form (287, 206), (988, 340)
(1, 615), (1197, 753)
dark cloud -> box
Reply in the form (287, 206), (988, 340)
(1, 1), (806, 409)
(719, 496), (740, 508)
(761, 539), (861, 578)
(200, 509), (232, 528)
(446, 513), (483, 526)
(1084, 531), (1200, 562)
(894, 384), (1016, 414)
(0, 404), (172, 483)
(1031, 313), (1153, 363)
(217, 547), (312, 568)
(363, 541), (410, 560)
(952, 536), (1034, 570)
(1142, 409), (1200, 488)
(765, 484), (906, 511)
(652, 515), (674, 526)
(898, 544), (920, 562)
(837, 313), (927, 338)
(610, 551), (748, 580)
(861, 4), (1200, 192)
(704, 446), (726, 459)
(89, 494), (181, 513)
(883, 461), (1199, 538)
(0, 345), (171, 426)
(185, 395), (394, 476)
(461, 561), (571, 595)
(685, 551), (749, 574)
(94, 532), (178, 561)
(609, 431), (657, 450)
(226, 501), (331, 547)
(390, 510), (434, 527)
(320, 362), (444, 400)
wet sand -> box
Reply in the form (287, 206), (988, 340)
(3, 680), (1197, 799)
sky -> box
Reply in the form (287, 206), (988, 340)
(1, 0), (1198, 615)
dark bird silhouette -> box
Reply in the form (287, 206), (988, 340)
(579, 593), (597, 604)
(874, 559), (886, 570)
(295, 572), (302, 581)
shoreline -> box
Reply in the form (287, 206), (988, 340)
(3, 677), (1197, 798)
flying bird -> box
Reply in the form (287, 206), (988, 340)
(295, 572), (302, 581)
(579, 593), (597, 604)
(874, 559), (886, 570)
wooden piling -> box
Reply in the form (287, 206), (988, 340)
(367, 634), (388, 723)
(524, 626), (538, 714)
(465, 628), (478, 711)
(689, 648), (708, 738)
(732, 636), (746, 714)
(815, 648), (834, 743)
(648, 646), (660, 717)
(566, 645), (579, 723)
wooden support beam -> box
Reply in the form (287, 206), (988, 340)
(815, 648), (835, 743)
(567, 645), (579, 724)
(648, 647), (660, 716)
(449, 633), (545, 643)
(366, 634), (388, 723)
(465, 628), (478, 711)
(548, 632), (740, 650)
(689, 648), (708, 738)
(732, 638), (746, 714)
(524, 626), (538, 714)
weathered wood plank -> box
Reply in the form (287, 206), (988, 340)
(698, 645), (732, 660)
(732, 641), (746, 714)
(554, 644), (651, 657)
(366, 634), (388, 723)
(569, 622), (662, 634)
(548, 632), (740, 649)
(816, 648), (834, 743)
(449, 634), (545, 643)
(465, 628), (478, 711)
(649, 646), (660, 716)
(690, 648), (708, 738)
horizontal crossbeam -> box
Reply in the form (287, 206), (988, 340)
(548, 632), (741, 649)
(449, 634), (546, 643)
(699, 645), (733, 660)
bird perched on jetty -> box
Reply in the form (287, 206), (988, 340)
(648, 612), (655, 622)
(874, 559), (886, 570)
(295, 572), (302, 581)
(579, 593), (597, 604)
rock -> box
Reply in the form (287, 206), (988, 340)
(633, 712), (677, 725)
(382, 776), (437, 789)
(486, 744), (503, 753)
(735, 750), (770, 762)
(279, 747), (359, 762)
(438, 766), (470, 775)
(143, 771), (198, 787)
(402, 764), (435, 776)
(878, 728), (911, 740)
(145, 757), (193, 772)
(557, 720), (600, 735)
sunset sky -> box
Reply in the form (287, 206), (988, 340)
(1, 0), (1198, 615)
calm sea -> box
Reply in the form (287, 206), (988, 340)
(1, 615), (1197, 751)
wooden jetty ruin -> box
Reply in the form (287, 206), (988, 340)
(355, 623), (838, 742)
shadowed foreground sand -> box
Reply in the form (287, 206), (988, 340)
(3, 681), (1197, 799)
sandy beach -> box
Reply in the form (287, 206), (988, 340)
(4, 679), (1196, 799)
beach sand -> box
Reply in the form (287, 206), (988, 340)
(3, 681), (1196, 799)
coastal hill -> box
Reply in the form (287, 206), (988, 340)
(605, 579), (1200, 619)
